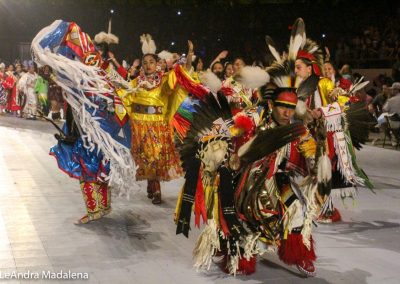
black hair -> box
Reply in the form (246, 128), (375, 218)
(233, 57), (246, 65)
(223, 61), (233, 78)
(211, 61), (224, 72)
(324, 60), (342, 81)
(192, 56), (204, 71)
(142, 53), (158, 61)
(297, 57), (313, 67)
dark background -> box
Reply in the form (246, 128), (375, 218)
(0, 0), (399, 66)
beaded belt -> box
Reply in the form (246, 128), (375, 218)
(133, 103), (163, 114)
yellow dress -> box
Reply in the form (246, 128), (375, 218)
(317, 77), (350, 108)
(117, 66), (195, 181)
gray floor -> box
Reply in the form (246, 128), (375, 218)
(0, 115), (399, 284)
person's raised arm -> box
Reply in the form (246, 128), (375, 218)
(185, 40), (194, 71)
(209, 50), (228, 68)
(108, 51), (128, 79)
(108, 51), (121, 68)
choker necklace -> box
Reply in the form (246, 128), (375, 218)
(137, 71), (162, 90)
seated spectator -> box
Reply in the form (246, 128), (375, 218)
(372, 84), (391, 116)
(383, 82), (400, 116)
(382, 82), (400, 146)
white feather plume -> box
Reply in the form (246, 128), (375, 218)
(234, 66), (270, 90)
(94, 31), (119, 45)
(289, 34), (304, 61)
(295, 99), (307, 118)
(265, 36), (282, 63)
(157, 50), (174, 61)
(140, 33), (156, 55)
(199, 70), (222, 94)
(349, 77), (369, 95)
(300, 28), (307, 49)
(317, 153), (332, 185)
(288, 18), (306, 61)
(268, 45), (282, 62)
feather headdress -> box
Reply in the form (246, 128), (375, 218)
(94, 31), (119, 45)
(265, 18), (324, 111)
(94, 19), (119, 45)
(157, 50), (174, 61)
(233, 66), (270, 90)
(140, 33), (157, 55)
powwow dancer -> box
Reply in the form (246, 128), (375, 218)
(175, 64), (324, 276)
(116, 36), (210, 204)
(34, 65), (51, 116)
(267, 18), (374, 223)
(32, 20), (135, 224)
(2, 65), (21, 115)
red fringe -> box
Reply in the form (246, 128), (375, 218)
(278, 233), (316, 266)
(116, 65), (128, 79)
(218, 198), (230, 236)
(235, 166), (251, 222)
(330, 208), (342, 222)
(220, 255), (257, 275)
(326, 132), (336, 162)
(174, 64), (208, 99)
(194, 170), (207, 227)
(266, 153), (277, 179)
(172, 113), (191, 139)
(237, 255), (257, 275)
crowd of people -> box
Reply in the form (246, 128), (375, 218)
(334, 17), (400, 68)
(1, 14), (399, 281)
(0, 60), (64, 120)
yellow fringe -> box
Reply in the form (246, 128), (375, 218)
(297, 135), (317, 158)
(174, 185), (184, 224)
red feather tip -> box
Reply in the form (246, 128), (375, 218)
(233, 114), (254, 133)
